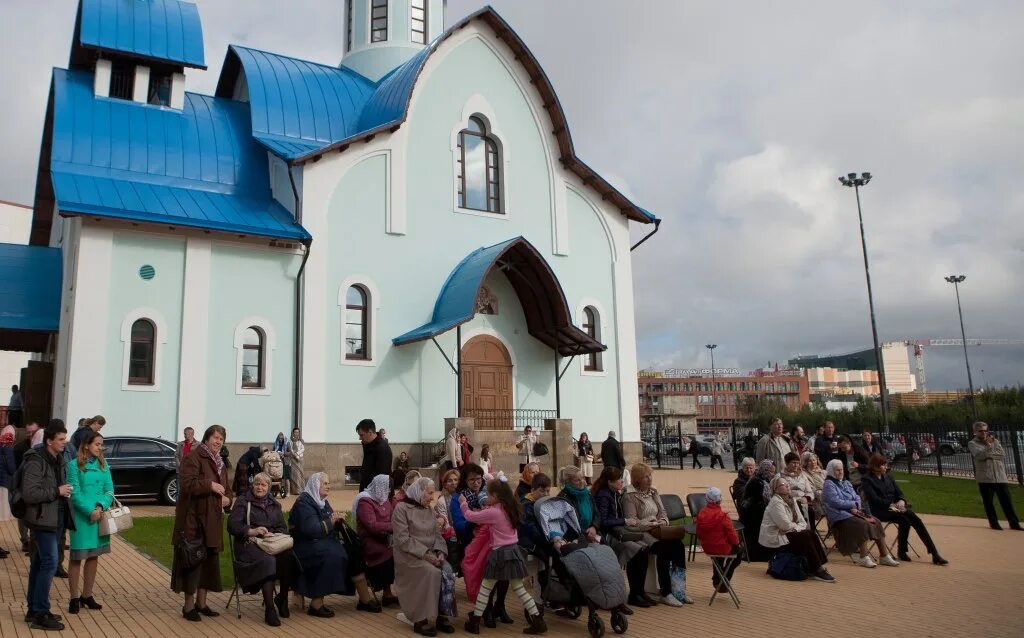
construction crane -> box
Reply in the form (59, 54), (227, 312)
(901, 339), (1024, 392)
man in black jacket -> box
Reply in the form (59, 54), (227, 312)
(357, 419), (392, 491)
(13, 421), (42, 554)
(600, 430), (626, 471)
(21, 421), (75, 631)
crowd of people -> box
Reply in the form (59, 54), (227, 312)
(6, 412), (1018, 633)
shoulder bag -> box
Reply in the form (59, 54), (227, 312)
(247, 502), (294, 555)
(98, 495), (134, 536)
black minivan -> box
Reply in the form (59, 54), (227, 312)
(103, 436), (178, 504)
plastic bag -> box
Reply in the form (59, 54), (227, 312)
(670, 565), (687, 602)
(439, 561), (458, 617)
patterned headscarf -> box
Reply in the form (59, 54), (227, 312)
(200, 442), (224, 476)
(304, 472), (328, 509)
(756, 459), (776, 501)
(353, 474), (390, 513)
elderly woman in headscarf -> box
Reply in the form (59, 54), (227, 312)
(289, 473), (378, 617)
(695, 487), (741, 593)
(354, 474), (398, 607)
(227, 472), (295, 625)
(394, 476), (456, 636)
(822, 459), (898, 569)
(760, 477), (834, 582)
(738, 459), (776, 561)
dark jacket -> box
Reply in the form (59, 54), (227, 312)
(21, 447), (76, 532)
(593, 487), (626, 532)
(515, 480), (531, 503)
(577, 440), (593, 458)
(289, 492), (353, 597)
(173, 445), (233, 551)
(600, 436), (625, 470)
(233, 446), (262, 495)
(360, 435), (392, 491)
(13, 437), (33, 468)
(227, 490), (288, 590)
(518, 497), (545, 552)
(0, 446), (15, 489)
(557, 489), (602, 542)
(814, 435), (841, 466)
(860, 472), (907, 516)
(69, 426), (92, 456)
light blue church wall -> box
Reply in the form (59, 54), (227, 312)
(204, 244), (299, 443)
(321, 31), (623, 442)
(101, 232), (185, 438)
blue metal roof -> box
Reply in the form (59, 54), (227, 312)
(77, 0), (206, 69)
(49, 68), (310, 240)
(0, 243), (62, 333)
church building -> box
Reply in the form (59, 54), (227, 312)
(2, 0), (660, 470)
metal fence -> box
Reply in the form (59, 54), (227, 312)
(640, 419), (734, 470)
(728, 422), (1024, 485)
(464, 409), (556, 431)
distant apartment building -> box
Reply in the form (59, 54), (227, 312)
(638, 369), (810, 430)
(790, 341), (916, 397)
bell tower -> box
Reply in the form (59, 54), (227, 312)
(341, 0), (445, 81)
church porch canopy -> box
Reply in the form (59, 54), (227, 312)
(392, 237), (604, 357)
(0, 243), (62, 352)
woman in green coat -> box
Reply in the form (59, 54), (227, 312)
(66, 430), (114, 614)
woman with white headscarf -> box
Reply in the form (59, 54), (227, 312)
(355, 474), (399, 606)
(289, 473), (378, 617)
(393, 476), (455, 636)
(821, 459), (897, 569)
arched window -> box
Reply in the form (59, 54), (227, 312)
(241, 327), (265, 388)
(411, 0), (428, 44)
(346, 285), (370, 360)
(457, 116), (502, 214)
(128, 319), (156, 385)
(583, 306), (603, 372)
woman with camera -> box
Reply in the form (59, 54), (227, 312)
(228, 472), (296, 625)
(172, 425), (233, 621)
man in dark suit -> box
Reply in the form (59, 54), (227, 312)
(600, 430), (626, 471)
(357, 418), (392, 491)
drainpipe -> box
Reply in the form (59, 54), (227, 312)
(630, 218), (661, 252)
(288, 164), (307, 433)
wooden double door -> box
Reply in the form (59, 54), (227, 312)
(461, 335), (512, 427)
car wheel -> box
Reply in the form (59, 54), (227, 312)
(646, 451), (657, 460)
(161, 475), (179, 505)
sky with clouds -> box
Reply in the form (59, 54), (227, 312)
(0, 0), (1021, 390)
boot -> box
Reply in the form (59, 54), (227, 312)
(464, 613), (481, 634)
(265, 605), (281, 627)
(523, 612), (547, 635)
(68, 598), (80, 614)
(495, 604), (514, 624)
(932, 554), (949, 566)
(275, 590), (290, 618)
(483, 604), (496, 628)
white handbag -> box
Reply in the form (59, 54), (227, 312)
(98, 495), (134, 536)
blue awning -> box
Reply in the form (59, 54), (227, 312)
(393, 237), (605, 356)
(0, 243), (62, 352)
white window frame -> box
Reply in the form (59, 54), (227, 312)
(338, 276), (381, 367)
(233, 317), (276, 396)
(576, 299), (608, 377)
(120, 307), (169, 392)
(450, 94), (511, 219)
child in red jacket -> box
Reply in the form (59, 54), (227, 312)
(695, 487), (741, 592)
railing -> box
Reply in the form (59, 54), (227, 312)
(463, 409), (556, 431)
(417, 438), (446, 469)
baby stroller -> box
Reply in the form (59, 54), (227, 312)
(259, 450), (286, 497)
(533, 497), (628, 637)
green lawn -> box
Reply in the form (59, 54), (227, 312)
(891, 472), (1024, 519)
(118, 517), (235, 587)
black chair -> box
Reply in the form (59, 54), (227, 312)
(685, 494), (708, 561)
(661, 494), (686, 523)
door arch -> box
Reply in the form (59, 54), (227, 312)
(461, 335), (513, 427)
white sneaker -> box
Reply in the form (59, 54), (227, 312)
(661, 595), (684, 607)
(857, 555), (877, 568)
(879, 555), (900, 567)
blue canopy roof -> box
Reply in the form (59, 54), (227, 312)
(393, 237), (605, 356)
(0, 243), (62, 336)
(48, 68), (310, 241)
(75, 0), (206, 69)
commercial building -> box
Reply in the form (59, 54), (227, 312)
(790, 341), (917, 397)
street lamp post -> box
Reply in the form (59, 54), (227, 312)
(706, 344), (717, 429)
(944, 274), (977, 417)
(839, 172), (889, 430)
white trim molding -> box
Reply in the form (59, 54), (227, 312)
(233, 317), (277, 396)
(177, 238), (211, 431)
(338, 275), (381, 367)
(120, 307), (169, 392)
(576, 299), (608, 377)
(450, 94), (512, 220)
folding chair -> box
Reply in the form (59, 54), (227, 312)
(883, 521), (921, 559)
(707, 554), (740, 608)
(685, 494), (708, 561)
(816, 517), (836, 556)
(227, 539), (252, 619)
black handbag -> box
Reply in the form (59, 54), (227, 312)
(533, 442), (549, 457)
(177, 537), (207, 571)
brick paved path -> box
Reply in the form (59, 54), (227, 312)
(2, 469), (1022, 637)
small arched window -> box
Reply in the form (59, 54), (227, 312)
(457, 116), (502, 214)
(241, 327), (265, 388)
(583, 306), (603, 372)
(128, 319), (156, 385)
(345, 285), (370, 360)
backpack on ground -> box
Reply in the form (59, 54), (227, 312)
(766, 550), (808, 581)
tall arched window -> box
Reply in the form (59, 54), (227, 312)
(457, 116), (502, 214)
(128, 319), (156, 385)
(583, 306), (603, 372)
(346, 285), (370, 360)
(241, 327), (265, 388)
